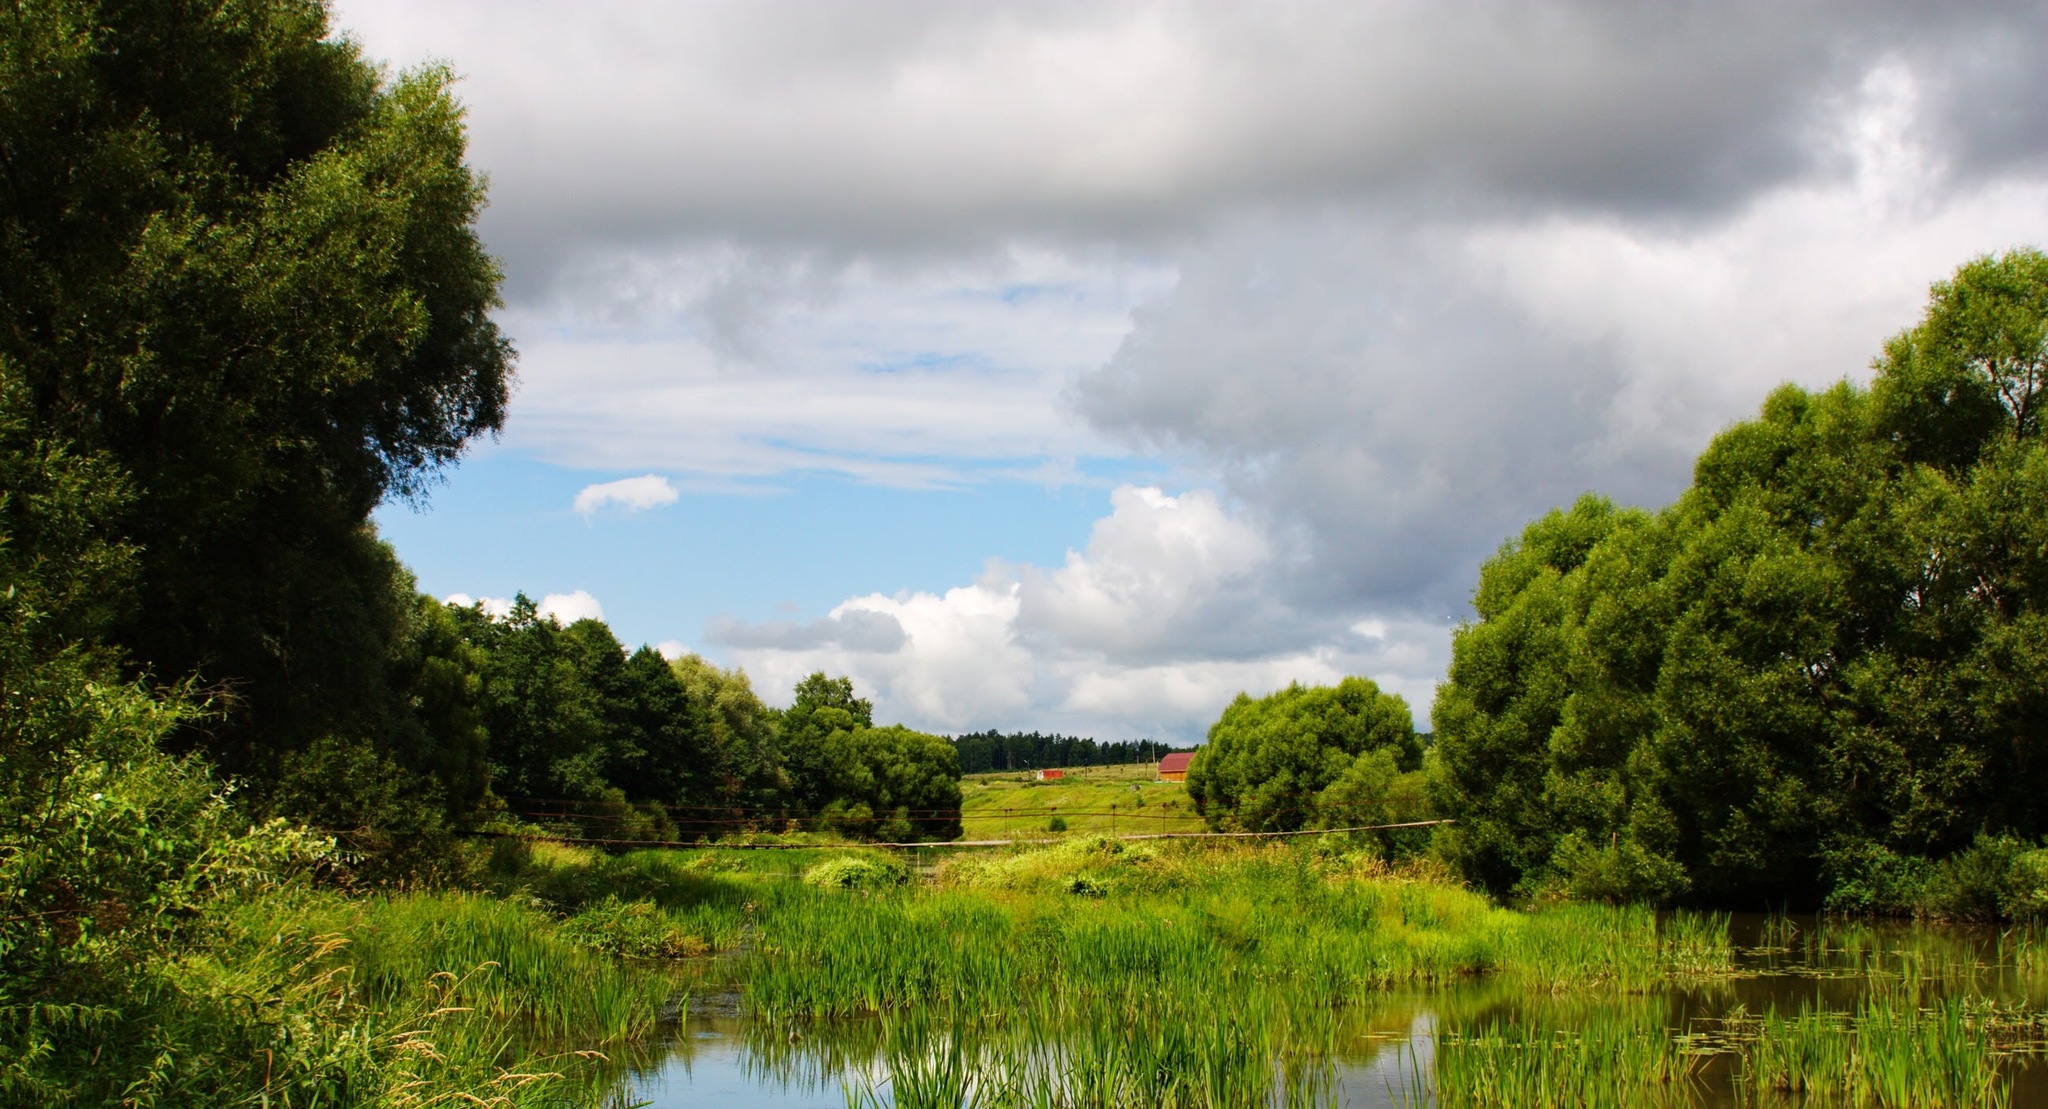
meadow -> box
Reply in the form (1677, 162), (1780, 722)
(957, 763), (1205, 839)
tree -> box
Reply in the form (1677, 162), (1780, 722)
(772, 673), (961, 840)
(1432, 249), (2048, 908)
(1185, 678), (1419, 832)
(668, 653), (789, 825)
(779, 672), (875, 815)
(0, 0), (512, 781)
(466, 597), (609, 808)
(815, 725), (964, 842)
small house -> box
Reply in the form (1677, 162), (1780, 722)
(1157, 752), (1194, 782)
(1035, 768), (1065, 781)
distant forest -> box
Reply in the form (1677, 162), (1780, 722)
(950, 731), (1187, 773)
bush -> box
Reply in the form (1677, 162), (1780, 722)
(1824, 834), (2048, 920)
(0, 663), (334, 1101)
(802, 854), (911, 892)
(260, 734), (461, 886)
(561, 895), (709, 958)
(1548, 831), (1691, 905)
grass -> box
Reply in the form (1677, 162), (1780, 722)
(67, 830), (2035, 1106)
(11, 886), (671, 1107)
(671, 837), (1765, 1106)
(518, 837), (2047, 1108)
(958, 764), (1205, 839)
(1417, 993), (2020, 1109)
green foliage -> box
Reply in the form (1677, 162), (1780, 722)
(802, 854), (912, 892)
(1433, 249), (2048, 908)
(560, 894), (711, 958)
(780, 671), (876, 814)
(816, 723), (965, 841)
(668, 651), (790, 817)
(1823, 833), (2048, 920)
(0, 0), (512, 791)
(260, 733), (459, 883)
(1186, 677), (1419, 832)
(763, 672), (962, 840)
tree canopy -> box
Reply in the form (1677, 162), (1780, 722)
(1185, 677), (1420, 832)
(1431, 249), (2048, 907)
(0, 0), (512, 781)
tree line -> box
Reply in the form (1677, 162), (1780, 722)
(276, 588), (965, 862)
(0, 0), (961, 909)
(949, 730), (1184, 774)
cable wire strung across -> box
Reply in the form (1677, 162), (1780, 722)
(465, 818), (1455, 851)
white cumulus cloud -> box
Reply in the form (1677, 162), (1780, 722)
(714, 485), (1442, 741)
(573, 474), (680, 517)
(538, 590), (607, 624)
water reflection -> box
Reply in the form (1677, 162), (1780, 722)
(612, 917), (2048, 1107)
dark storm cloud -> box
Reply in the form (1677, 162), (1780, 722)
(335, 0), (2048, 302)
(1068, 214), (1675, 616)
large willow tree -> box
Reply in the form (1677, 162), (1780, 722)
(1432, 250), (2048, 907)
(0, 0), (512, 778)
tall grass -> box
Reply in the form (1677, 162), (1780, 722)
(623, 838), (2048, 1108)
(81, 888), (679, 1107)
(685, 838), (1757, 1107)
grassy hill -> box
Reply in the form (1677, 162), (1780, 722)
(958, 762), (1206, 840)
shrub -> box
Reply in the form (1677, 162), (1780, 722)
(803, 854), (911, 892)
(561, 895), (709, 958)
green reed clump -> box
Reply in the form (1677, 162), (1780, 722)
(829, 983), (1338, 1109)
(740, 840), (1735, 1023)
(805, 853), (913, 892)
(707, 840), (1751, 1108)
(1422, 991), (2016, 1109)
(245, 889), (677, 1044)
(1739, 995), (2008, 1108)
(563, 894), (714, 958)
(1427, 1004), (1700, 1109)
(25, 889), (667, 1108)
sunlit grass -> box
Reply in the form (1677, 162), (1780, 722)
(958, 764), (1205, 839)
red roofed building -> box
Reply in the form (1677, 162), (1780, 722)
(1157, 752), (1194, 782)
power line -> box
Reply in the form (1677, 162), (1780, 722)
(468, 819), (1453, 852)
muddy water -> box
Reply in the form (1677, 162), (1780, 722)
(611, 915), (2048, 1107)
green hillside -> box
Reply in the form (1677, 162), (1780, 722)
(958, 762), (1205, 840)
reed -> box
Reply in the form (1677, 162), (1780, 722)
(652, 840), (2043, 1108)
(62, 887), (672, 1107)
(1737, 995), (2008, 1108)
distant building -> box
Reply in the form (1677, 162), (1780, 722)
(1157, 752), (1194, 782)
(1036, 768), (1065, 780)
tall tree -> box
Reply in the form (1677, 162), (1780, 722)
(1432, 250), (2048, 907)
(780, 672), (874, 815)
(0, 0), (512, 778)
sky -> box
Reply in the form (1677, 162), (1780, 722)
(348, 0), (2048, 743)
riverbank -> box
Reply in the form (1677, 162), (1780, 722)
(20, 834), (2048, 1106)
